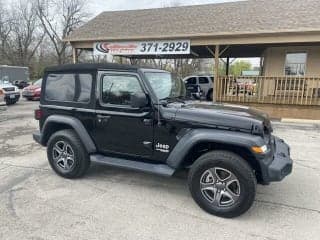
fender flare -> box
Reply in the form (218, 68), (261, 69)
(40, 115), (97, 153)
(166, 129), (265, 169)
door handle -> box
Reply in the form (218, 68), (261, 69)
(97, 115), (111, 123)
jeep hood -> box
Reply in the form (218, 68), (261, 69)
(168, 102), (271, 134)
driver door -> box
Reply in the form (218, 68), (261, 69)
(92, 72), (154, 158)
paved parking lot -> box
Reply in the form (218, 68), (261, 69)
(0, 99), (319, 240)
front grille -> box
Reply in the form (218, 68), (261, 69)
(3, 87), (15, 92)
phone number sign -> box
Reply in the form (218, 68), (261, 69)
(94, 40), (190, 56)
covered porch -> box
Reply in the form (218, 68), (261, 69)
(65, 0), (320, 118)
(216, 75), (320, 106)
(209, 43), (320, 107)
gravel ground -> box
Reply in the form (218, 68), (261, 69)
(0, 99), (319, 240)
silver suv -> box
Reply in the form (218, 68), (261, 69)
(0, 79), (21, 105)
(183, 75), (214, 101)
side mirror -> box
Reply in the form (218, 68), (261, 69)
(130, 92), (149, 108)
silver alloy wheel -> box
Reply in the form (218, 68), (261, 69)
(200, 167), (240, 207)
(52, 141), (75, 171)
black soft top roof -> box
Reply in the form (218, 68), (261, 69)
(45, 63), (145, 72)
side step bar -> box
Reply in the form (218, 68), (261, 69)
(90, 154), (175, 177)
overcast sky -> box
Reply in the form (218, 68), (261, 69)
(89, 0), (244, 14)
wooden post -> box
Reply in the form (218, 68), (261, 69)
(259, 57), (264, 75)
(72, 48), (78, 64)
(226, 57), (230, 76)
(214, 45), (220, 102)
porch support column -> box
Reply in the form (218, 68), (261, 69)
(72, 48), (78, 64)
(226, 57), (230, 76)
(214, 45), (220, 102)
(259, 57), (264, 75)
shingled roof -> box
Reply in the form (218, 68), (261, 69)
(65, 0), (320, 42)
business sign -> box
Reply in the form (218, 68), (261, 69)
(93, 40), (190, 56)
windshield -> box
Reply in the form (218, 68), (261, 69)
(34, 79), (42, 86)
(144, 72), (186, 100)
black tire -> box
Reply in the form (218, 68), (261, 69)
(206, 89), (213, 101)
(192, 93), (200, 100)
(188, 150), (256, 218)
(47, 129), (90, 179)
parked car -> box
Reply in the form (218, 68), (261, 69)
(183, 75), (214, 101)
(0, 79), (21, 105)
(22, 78), (42, 101)
(15, 80), (30, 89)
(33, 63), (292, 218)
(0, 88), (6, 106)
(230, 78), (257, 96)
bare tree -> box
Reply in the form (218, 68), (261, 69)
(1, 0), (44, 66)
(36, 0), (88, 64)
(0, 0), (12, 64)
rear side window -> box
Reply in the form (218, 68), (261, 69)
(199, 77), (209, 84)
(185, 77), (196, 84)
(45, 73), (92, 103)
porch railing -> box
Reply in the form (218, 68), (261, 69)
(216, 76), (320, 106)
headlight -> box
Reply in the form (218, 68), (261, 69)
(251, 145), (268, 154)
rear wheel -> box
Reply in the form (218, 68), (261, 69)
(47, 129), (90, 178)
(188, 150), (256, 218)
(207, 89), (213, 101)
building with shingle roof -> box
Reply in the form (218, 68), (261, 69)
(66, 0), (320, 42)
(65, 0), (320, 119)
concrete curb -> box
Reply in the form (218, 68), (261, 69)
(280, 118), (320, 124)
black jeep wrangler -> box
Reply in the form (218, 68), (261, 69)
(33, 63), (293, 218)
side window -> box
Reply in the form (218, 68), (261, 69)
(45, 73), (92, 103)
(185, 77), (196, 84)
(199, 77), (209, 84)
(101, 74), (143, 106)
(78, 74), (93, 102)
(45, 74), (75, 102)
(285, 52), (307, 76)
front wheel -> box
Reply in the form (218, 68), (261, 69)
(188, 151), (256, 218)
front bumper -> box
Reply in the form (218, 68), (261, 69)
(259, 136), (293, 184)
(22, 91), (39, 98)
(4, 92), (20, 101)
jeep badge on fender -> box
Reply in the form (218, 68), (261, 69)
(33, 63), (293, 218)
